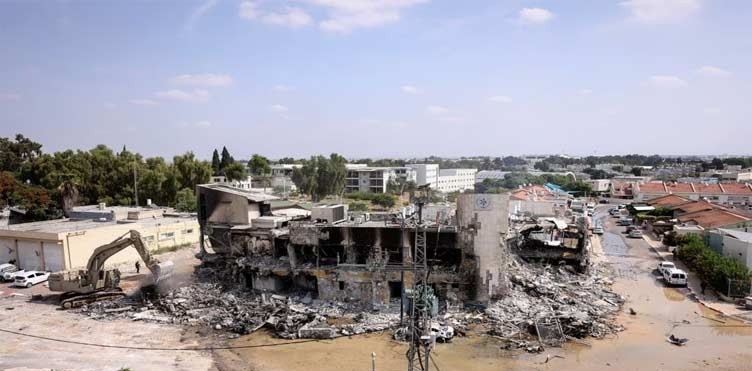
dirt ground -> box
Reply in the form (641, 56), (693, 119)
(3, 210), (752, 371)
(0, 246), (217, 371)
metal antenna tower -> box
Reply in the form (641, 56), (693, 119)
(405, 186), (436, 371)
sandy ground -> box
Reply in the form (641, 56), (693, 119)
(0, 246), (217, 371)
(218, 208), (752, 371)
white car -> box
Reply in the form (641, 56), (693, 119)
(2, 269), (25, 282)
(0, 264), (18, 280)
(11, 271), (50, 288)
(663, 268), (688, 287)
(657, 262), (676, 275)
(593, 226), (604, 235)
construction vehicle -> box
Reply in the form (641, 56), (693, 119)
(49, 230), (174, 309)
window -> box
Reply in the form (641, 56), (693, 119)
(143, 235), (155, 242)
(159, 232), (175, 241)
(182, 229), (194, 234)
(338, 281), (345, 290)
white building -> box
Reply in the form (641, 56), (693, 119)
(708, 228), (752, 269)
(586, 179), (611, 193)
(345, 167), (390, 193)
(210, 175), (253, 190)
(406, 164), (439, 188)
(436, 169), (478, 193)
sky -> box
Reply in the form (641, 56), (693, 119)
(1, 0), (751, 160)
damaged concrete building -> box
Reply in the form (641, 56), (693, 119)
(197, 184), (510, 308)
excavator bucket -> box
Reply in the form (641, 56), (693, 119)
(152, 260), (174, 284)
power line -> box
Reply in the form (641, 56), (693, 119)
(0, 328), (324, 351)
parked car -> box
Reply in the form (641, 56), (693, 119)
(2, 269), (25, 282)
(628, 229), (643, 238)
(617, 218), (632, 226)
(657, 262), (676, 275)
(663, 268), (688, 286)
(599, 199), (609, 204)
(11, 271), (50, 288)
(593, 226), (604, 235)
(0, 264), (18, 280)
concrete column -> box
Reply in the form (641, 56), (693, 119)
(286, 242), (297, 269)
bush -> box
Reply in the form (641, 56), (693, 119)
(348, 200), (369, 212)
(676, 235), (751, 293)
(371, 193), (396, 208)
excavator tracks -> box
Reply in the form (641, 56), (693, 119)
(60, 289), (126, 309)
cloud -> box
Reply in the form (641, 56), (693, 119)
(579, 89), (593, 95)
(171, 73), (233, 87)
(273, 84), (293, 92)
(620, 0), (700, 24)
(270, 104), (288, 112)
(426, 105), (449, 115)
(0, 93), (20, 101)
(518, 7), (555, 24)
(310, 0), (428, 33)
(185, 0), (219, 30)
(238, 1), (259, 20)
(129, 99), (158, 106)
(263, 7), (313, 28)
(488, 95), (512, 103)
(401, 85), (422, 94)
(696, 65), (731, 77)
(155, 89), (211, 103)
(176, 120), (213, 128)
(646, 75), (688, 88)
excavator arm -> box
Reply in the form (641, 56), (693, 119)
(85, 230), (173, 285)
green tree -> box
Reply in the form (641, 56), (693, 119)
(348, 200), (369, 211)
(248, 154), (271, 176)
(220, 146), (234, 172)
(211, 149), (221, 176)
(174, 188), (197, 212)
(224, 162), (248, 181)
(57, 179), (80, 217)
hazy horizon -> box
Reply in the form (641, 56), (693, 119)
(2, 0), (751, 159)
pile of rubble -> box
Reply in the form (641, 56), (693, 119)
(78, 282), (400, 339)
(485, 259), (624, 346)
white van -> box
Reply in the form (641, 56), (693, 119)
(663, 268), (688, 287)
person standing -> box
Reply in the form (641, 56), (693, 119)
(135, 261), (141, 274)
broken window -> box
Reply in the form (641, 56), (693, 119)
(388, 281), (402, 299)
(338, 281), (345, 290)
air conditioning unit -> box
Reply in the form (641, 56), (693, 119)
(311, 204), (348, 224)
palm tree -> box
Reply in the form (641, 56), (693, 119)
(57, 178), (80, 217)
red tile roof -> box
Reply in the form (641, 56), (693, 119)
(677, 209), (751, 229)
(646, 194), (691, 207)
(639, 181), (752, 195)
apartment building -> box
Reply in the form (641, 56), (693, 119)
(345, 167), (390, 193)
(436, 168), (477, 193)
(406, 164), (439, 188)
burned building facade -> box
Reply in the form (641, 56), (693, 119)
(197, 184), (510, 307)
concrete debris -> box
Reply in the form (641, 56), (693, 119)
(77, 282), (400, 340)
(485, 259), (624, 346)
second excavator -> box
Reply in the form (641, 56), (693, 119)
(49, 230), (174, 309)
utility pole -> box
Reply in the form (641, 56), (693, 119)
(133, 162), (139, 207)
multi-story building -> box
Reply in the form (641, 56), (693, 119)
(436, 168), (478, 193)
(406, 164), (439, 188)
(345, 167), (390, 193)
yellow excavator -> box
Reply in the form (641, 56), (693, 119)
(49, 230), (174, 309)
